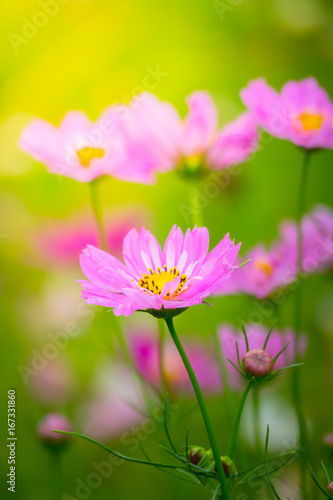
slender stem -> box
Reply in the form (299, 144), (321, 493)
(206, 303), (233, 431)
(293, 148), (312, 500)
(165, 317), (230, 500)
(296, 150), (311, 274)
(227, 379), (254, 459)
(49, 448), (62, 500)
(189, 181), (203, 227)
(252, 386), (262, 454)
(89, 179), (108, 251)
(157, 319), (170, 396)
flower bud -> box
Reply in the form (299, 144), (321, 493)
(188, 447), (204, 466)
(37, 413), (72, 447)
(220, 456), (235, 477)
(242, 349), (273, 379)
(328, 482), (333, 494)
(323, 432), (333, 449)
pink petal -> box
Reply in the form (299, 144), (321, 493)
(182, 91), (218, 156)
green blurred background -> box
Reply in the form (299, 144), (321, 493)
(1, 0), (333, 498)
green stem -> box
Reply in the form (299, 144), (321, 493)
(157, 319), (170, 396)
(165, 317), (230, 500)
(296, 150), (311, 273)
(89, 179), (108, 251)
(293, 149), (312, 500)
(252, 386), (262, 454)
(227, 379), (254, 459)
(206, 303), (233, 431)
(189, 181), (203, 227)
(49, 448), (62, 500)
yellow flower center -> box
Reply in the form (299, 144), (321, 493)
(255, 258), (272, 277)
(138, 266), (188, 299)
(298, 112), (323, 132)
(77, 147), (105, 167)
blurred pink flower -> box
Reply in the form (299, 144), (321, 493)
(219, 324), (307, 388)
(79, 226), (241, 317)
(34, 207), (150, 266)
(241, 77), (333, 149)
(82, 329), (221, 441)
(278, 204), (333, 274)
(221, 204), (333, 300)
(221, 243), (294, 300)
(124, 91), (258, 176)
(129, 330), (221, 395)
(37, 413), (72, 443)
(81, 362), (146, 441)
(19, 107), (156, 184)
(30, 358), (76, 405)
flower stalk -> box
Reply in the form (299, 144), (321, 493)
(165, 316), (230, 500)
(227, 378), (254, 459)
(89, 179), (108, 251)
(293, 149), (312, 500)
(49, 448), (62, 500)
(252, 385), (262, 454)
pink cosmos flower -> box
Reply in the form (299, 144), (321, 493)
(278, 204), (333, 274)
(129, 330), (221, 395)
(124, 91), (258, 176)
(221, 205), (333, 300)
(19, 107), (156, 184)
(34, 207), (150, 267)
(241, 77), (333, 149)
(79, 226), (241, 317)
(221, 242), (295, 300)
(219, 324), (307, 388)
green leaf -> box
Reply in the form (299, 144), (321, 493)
(236, 447), (299, 485)
(239, 259), (251, 268)
(185, 429), (190, 464)
(53, 431), (184, 470)
(272, 341), (291, 363)
(227, 358), (245, 377)
(241, 325), (249, 351)
(263, 320), (277, 350)
(211, 484), (221, 499)
(264, 425), (282, 500)
(308, 464), (333, 499)
(322, 461), (331, 484)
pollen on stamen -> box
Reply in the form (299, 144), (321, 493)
(77, 147), (105, 167)
(138, 266), (188, 299)
(298, 112), (323, 132)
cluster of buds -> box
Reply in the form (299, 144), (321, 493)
(227, 325), (302, 383)
(187, 446), (236, 478)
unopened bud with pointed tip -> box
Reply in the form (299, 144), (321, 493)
(243, 349), (273, 379)
(328, 482), (333, 494)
